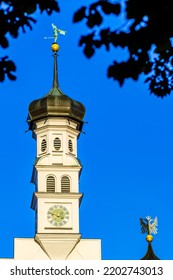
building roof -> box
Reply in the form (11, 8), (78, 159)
(27, 43), (85, 130)
(141, 241), (160, 260)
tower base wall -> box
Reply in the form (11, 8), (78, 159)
(13, 237), (101, 260)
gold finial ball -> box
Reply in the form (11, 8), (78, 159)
(146, 234), (153, 242)
(51, 43), (60, 53)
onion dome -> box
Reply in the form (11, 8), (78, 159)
(27, 42), (85, 131)
(141, 235), (160, 260)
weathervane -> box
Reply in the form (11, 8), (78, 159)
(140, 216), (158, 242)
(44, 23), (67, 43)
(140, 216), (160, 259)
(52, 23), (67, 42)
(44, 23), (67, 53)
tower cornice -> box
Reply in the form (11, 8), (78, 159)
(34, 192), (83, 199)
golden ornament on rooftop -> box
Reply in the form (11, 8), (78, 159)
(51, 43), (60, 53)
(146, 234), (153, 242)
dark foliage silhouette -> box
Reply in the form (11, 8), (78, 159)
(0, 0), (59, 82)
(73, 0), (173, 97)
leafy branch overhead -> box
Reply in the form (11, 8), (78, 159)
(73, 0), (173, 97)
(0, 0), (60, 82)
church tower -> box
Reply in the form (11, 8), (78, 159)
(12, 28), (101, 260)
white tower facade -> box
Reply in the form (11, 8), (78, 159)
(31, 117), (82, 235)
(11, 43), (101, 260)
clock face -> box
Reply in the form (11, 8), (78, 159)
(47, 204), (70, 227)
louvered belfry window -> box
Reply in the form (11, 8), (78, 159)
(47, 176), (55, 193)
(68, 139), (73, 152)
(54, 137), (61, 150)
(61, 176), (70, 193)
(41, 139), (47, 152)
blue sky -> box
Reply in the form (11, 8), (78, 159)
(0, 1), (173, 260)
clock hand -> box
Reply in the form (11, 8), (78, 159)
(49, 211), (64, 219)
(48, 211), (58, 218)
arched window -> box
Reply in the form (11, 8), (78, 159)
(46, 176), (55, 193)
(61, 176), (70, 193)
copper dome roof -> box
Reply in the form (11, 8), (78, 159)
(28, 50), (85, 129)
(28, 88), (85, 123)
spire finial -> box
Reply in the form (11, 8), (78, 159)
(140, 216), (158, 240)
(50, 23), (67, 53)
(44, 24), (67, 89)
(51, 23), (67, 43)
(44, 23), (67, 52)
(140, 216), (160, 260)
(44, 24), (66, 89)
(52, 52), (58, 89)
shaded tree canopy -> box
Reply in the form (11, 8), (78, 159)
(0, 0), (59, 82)
(74, 0), (173, 97)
